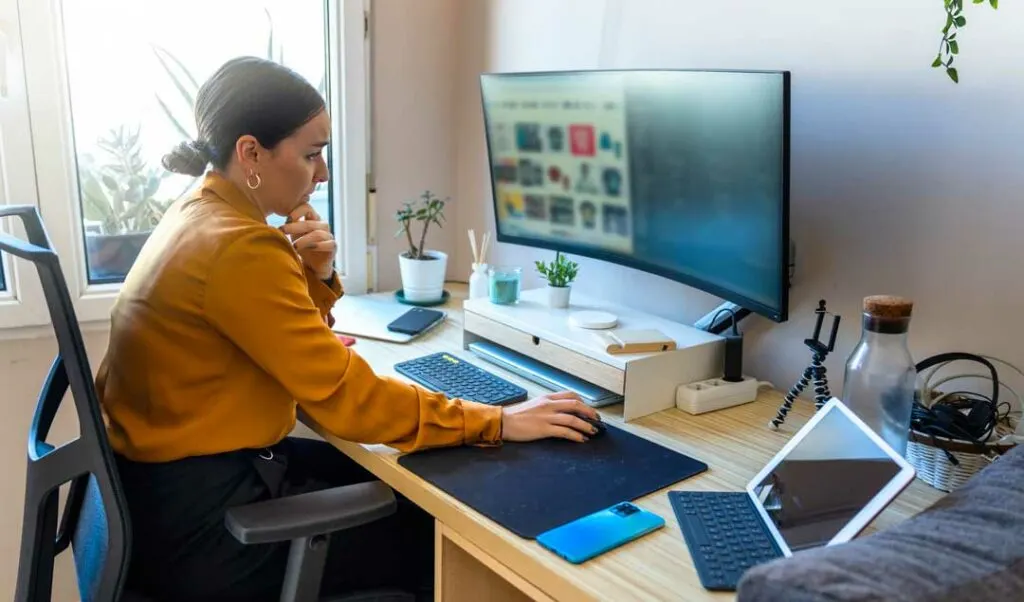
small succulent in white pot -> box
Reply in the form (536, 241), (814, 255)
(535, 251), (579, 309)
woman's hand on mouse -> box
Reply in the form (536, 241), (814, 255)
(281, 203), (337, 280)
(500, 392), (601, 443)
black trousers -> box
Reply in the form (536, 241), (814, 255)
(115, 437), (434, 602)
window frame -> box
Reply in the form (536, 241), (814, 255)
(330, 0), (370, 295)
(4, 0), (368, 328)
(0, 1), (50, 329)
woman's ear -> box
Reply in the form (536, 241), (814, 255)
(235, 135), (261, 170)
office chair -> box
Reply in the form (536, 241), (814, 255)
(2, 206), (414, 602)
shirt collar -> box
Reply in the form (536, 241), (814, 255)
(200, 171), (267, 223)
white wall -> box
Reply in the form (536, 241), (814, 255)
(372, 0), (460, 291)
(449, 0), (1024, 401)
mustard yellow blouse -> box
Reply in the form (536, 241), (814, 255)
(96, 172), (502, 463)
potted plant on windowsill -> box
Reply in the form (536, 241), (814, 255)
(535, 251), (579, 309)
(395, 190), (449, 303)
(80, 125), (172, 283)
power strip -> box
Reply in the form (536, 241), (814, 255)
(676, 376), (759, 415)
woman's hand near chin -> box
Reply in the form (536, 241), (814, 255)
(280, 203), (336, 280)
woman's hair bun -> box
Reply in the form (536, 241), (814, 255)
(162, 140), (212, 177)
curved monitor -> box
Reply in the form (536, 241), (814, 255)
(479, 69), (790, 322)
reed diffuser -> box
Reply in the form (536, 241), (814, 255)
(468, 229), (490, 299)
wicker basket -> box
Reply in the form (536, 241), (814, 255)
(907, 422), (1017, 493)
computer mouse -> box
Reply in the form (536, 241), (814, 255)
(581, 415), (607, 438)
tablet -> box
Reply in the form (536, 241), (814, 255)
(746, 398), (916, 556)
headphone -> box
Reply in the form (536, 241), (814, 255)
(911, 352), (1002, 462)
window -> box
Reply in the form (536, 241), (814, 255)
(62, 0), (332, 284)
(2, 0), (368, 327)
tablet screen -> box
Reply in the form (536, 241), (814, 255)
(750, 404), (903, 552)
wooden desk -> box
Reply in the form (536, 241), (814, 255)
(306, 285), (944, 602)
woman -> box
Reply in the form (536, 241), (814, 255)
(96, 56), (599, 602)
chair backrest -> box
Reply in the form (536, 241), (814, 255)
(0, 206), (131, 602)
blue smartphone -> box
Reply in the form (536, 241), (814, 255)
(536, 502), (664, 564)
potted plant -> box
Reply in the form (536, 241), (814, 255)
(535, 251), (579, 309)
(79, 125), (173, 283)
(395, 190), (449, 302)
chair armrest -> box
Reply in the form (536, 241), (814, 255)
(225, 481), (396, 545)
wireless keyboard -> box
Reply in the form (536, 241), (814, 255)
(394, 352), (529, 406)
(669, 491), (783, 591)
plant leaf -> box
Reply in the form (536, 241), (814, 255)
(155, 95), (194, 140)
(80, 172), (114, 225)
(151, 46), (198, 112)
(151, 45), (199, 89)
(265, 8), (274, 60)
(932, 55), (943, 67)
(144, 177), (161, 199)
(990, 0), (998, 8)
(955, 15), (967, 26)
(950, 40), (960, 54)
(947, 67), (959, 83)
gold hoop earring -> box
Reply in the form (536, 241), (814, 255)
(246, 171), (262, 190)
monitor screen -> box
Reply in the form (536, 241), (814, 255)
(749, 404), (903, 553)
(480, 70), (790, 321)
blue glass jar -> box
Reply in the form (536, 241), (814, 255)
(488, 266), (521, 305)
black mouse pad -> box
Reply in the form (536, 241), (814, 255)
(397, 423), (708, 538)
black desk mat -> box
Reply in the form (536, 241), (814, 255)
(397, 423), (708, 538)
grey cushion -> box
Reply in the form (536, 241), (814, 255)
(737, 446), (1024, 602)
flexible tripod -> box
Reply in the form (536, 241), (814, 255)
(770, 299), (841, 429)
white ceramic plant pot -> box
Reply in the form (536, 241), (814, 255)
(547, 284), (571, 309)
(399, 250), (448, 302)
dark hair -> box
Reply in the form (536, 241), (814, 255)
(162, 57), (326, 177)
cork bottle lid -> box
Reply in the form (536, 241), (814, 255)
(863, 295), (913, 319)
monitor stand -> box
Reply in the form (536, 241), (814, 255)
(461, 288), (724, 421)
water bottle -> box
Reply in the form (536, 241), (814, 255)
(842, 295), (916, 456)
(468, 263), (488, 300)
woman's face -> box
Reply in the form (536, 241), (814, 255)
(251, 109), (331, 217)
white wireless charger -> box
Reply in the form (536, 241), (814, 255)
(569, 310), (619, 330)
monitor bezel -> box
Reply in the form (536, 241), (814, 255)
(745, 397), (917, 557)
(478, 68), (791, 323)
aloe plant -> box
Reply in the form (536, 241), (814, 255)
(80, 125), (172, 235)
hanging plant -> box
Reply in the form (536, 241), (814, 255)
(932, 0), (998, 83)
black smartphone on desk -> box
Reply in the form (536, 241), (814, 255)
(387, 307), (445, 336)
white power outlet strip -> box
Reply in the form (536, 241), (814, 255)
(676, 376), (759, 415)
